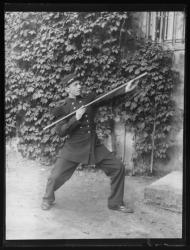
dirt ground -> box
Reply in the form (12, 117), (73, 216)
(5, 147), (182, 240)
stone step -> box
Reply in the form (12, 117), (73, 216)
(144, 171), (182, 213)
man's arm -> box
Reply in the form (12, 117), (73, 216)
(55, 116), (81, 137)
(55, 106), (86, 137)
(92, 79), (138, 106)
(50, 81), (137, 136)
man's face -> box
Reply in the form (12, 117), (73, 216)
(66, 80), (81, 97)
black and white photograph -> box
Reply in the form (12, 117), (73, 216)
(5, 5), (186, 243)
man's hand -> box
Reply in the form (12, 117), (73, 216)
(125, 80), (138, 93)
(76, 106), (86, 120)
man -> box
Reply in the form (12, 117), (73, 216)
(41, 73), (136, 213)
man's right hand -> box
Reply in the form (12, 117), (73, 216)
(76, 106), (86, 120)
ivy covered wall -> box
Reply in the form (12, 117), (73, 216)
(5, 12), (180, 174)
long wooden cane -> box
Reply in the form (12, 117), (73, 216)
(43, 72), (147, 131)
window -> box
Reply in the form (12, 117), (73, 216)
(145, 12), (185, 49)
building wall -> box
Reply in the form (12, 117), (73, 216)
(104, 11), (185, 174)
(161, 50), (184, 173)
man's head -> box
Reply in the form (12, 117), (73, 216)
(62, 73), (81, 98)
(65, 80), (81, 97)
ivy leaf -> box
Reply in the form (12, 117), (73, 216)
(130, 102), (137, 110)
(125, 101), (131, 107)
(41, 98), (48, 104)
(5, 12), (176, 167)
(128, 65), (135, 73)
(135, 68), (140, 75)
(65, 44), (76, 52)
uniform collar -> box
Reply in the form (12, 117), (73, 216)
(68, 95), (83, 102)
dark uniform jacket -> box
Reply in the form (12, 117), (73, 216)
(53, 88), (127, 165)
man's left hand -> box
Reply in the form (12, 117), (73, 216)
(125, 80), (138, 93)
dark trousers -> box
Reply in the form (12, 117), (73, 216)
(43, 153), (125, 208)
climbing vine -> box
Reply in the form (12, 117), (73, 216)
(5, 12), (179, 172)
(111, 42), (180, 173)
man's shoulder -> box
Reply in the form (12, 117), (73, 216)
(82, 91), (96, 102)
(51, 99), (68, 118)
(56, 97), (72, 107)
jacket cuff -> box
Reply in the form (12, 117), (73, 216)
(69, 116), (81, 125)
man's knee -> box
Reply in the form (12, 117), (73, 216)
(47, 171), (59, 183)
